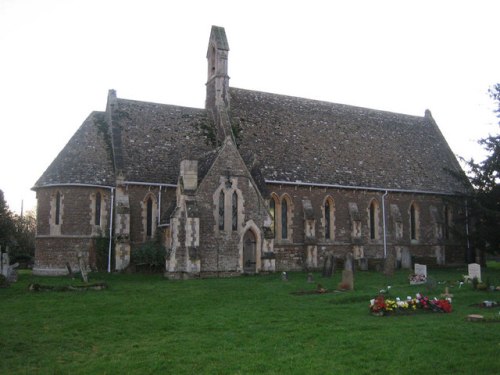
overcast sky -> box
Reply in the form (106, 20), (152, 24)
(1, 0), (499, 214)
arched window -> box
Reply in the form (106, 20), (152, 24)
(324, 197), (335, 240)
(95, 192), (101, 226)
(55, 191), (61, 225)
(444, 205), (450, 240)
(232, 191), (238, 231)
(369, 202), (375, 239)
(369, 200), (379, 240)
(410, 203), (418, 241)
(146, 197), (153, 238)
(218, 190), (225, 231)
(269, 198), (276, 237)
(281, 198), (288, 240)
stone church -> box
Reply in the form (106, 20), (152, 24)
(33, 26), (470, 277)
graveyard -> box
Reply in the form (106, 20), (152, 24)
(1, 264), (500, 374)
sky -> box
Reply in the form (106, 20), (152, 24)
(1, 0), (499, 214)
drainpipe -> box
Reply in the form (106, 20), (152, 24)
(465, 199), (471, 263)
(158, 186), (162, 225)
(107, 187), (115, 273)
(382, 190), (388, 258)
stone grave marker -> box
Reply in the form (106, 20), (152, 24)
(415, 263), (427, 277)
(383, 251), (396, 276)
(322, 254), (334, 277)
(401, 247), (412, 270)
(344, 253), (354, 273)
(281, 271), (288, 281)
(468, 263), (481, 282)
(410, 263), (427, 285)
(307, 273), (314, 283)
(340, 269), (354, 290)
(358, 257), (368, 271)
(77, 252), (89, 283)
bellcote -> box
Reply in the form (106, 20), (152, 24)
(206, 26), (230, 113)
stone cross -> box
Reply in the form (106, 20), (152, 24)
(440, 287), (453, 300)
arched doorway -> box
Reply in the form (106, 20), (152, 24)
(243, 230), (256, 273)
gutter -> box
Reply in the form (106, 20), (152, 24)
(265, 179), (459, 196)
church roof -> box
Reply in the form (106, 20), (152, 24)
(33, 112), (115, 188)
(35, 88), (468, 195)
(229, 88), (468, 194)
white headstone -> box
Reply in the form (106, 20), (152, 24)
(414, 263), (427, 277)
(468, 263), (481, 282)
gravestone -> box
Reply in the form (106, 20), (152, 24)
(401, 248), (412, 270)
(307, 273), (314, 283)
(468, 263), (481, 282)
(410, 263), (427, 285)
(281, 271), (288, 281)
(322, 254), (334, 277)
(77, 252), (89, 283)
(340, 269), (354, 290)
(344, 253), (354, 273)
(383, 251), (396, 276)
(358, 257), (368, 271)
(414, 263), (427, 278)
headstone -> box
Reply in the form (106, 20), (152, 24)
(322, 254), (334, 277)
(468, 263), (481, 282)
(344, 253), (354, 272)
(401, 248), (412, 270)
(358, 257), (368, 271)
(410, 263), (427, 285)
(281, 271), (288, 281)
(307, 273), (314, 283)
(77, 252), (89, 283)
(340, 269), (354, 290)
(383, 252), (396, 276)
(414, 263), (427, 278)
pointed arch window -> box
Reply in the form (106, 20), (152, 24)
(444, 205), (450, 240)
(324, 198), (335, 240)
(232, 191), (238, 231)
(95, 192), (101, 226)
(146, 197), (153, 238)
(410, 203), (419, 241)
(269, 198), (276, 237)
(369, 200), (379, 240)
(218, 190), (225, 231)
(281, 199), (288, 240)
(55, 191), (61, 225)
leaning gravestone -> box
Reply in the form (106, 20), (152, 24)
(468, 263), (481, 282)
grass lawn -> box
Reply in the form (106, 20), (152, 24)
(1, 266), (500, 374)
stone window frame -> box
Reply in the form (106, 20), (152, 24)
(49, 190), (63, 236)
(368, 199), (380, 240)
(141, 192), (158, 241)
(268, 192), (293, 242)
(214, 178), (244, 234)
(90, 190), (108, 236)
(322, 196), (335, 241)
(443, 204), (452, 240)
(409, 201), (420, 243)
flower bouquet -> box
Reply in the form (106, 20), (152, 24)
(369, 293), (452, 316)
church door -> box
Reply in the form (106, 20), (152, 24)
(243, 230), (256, 273)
